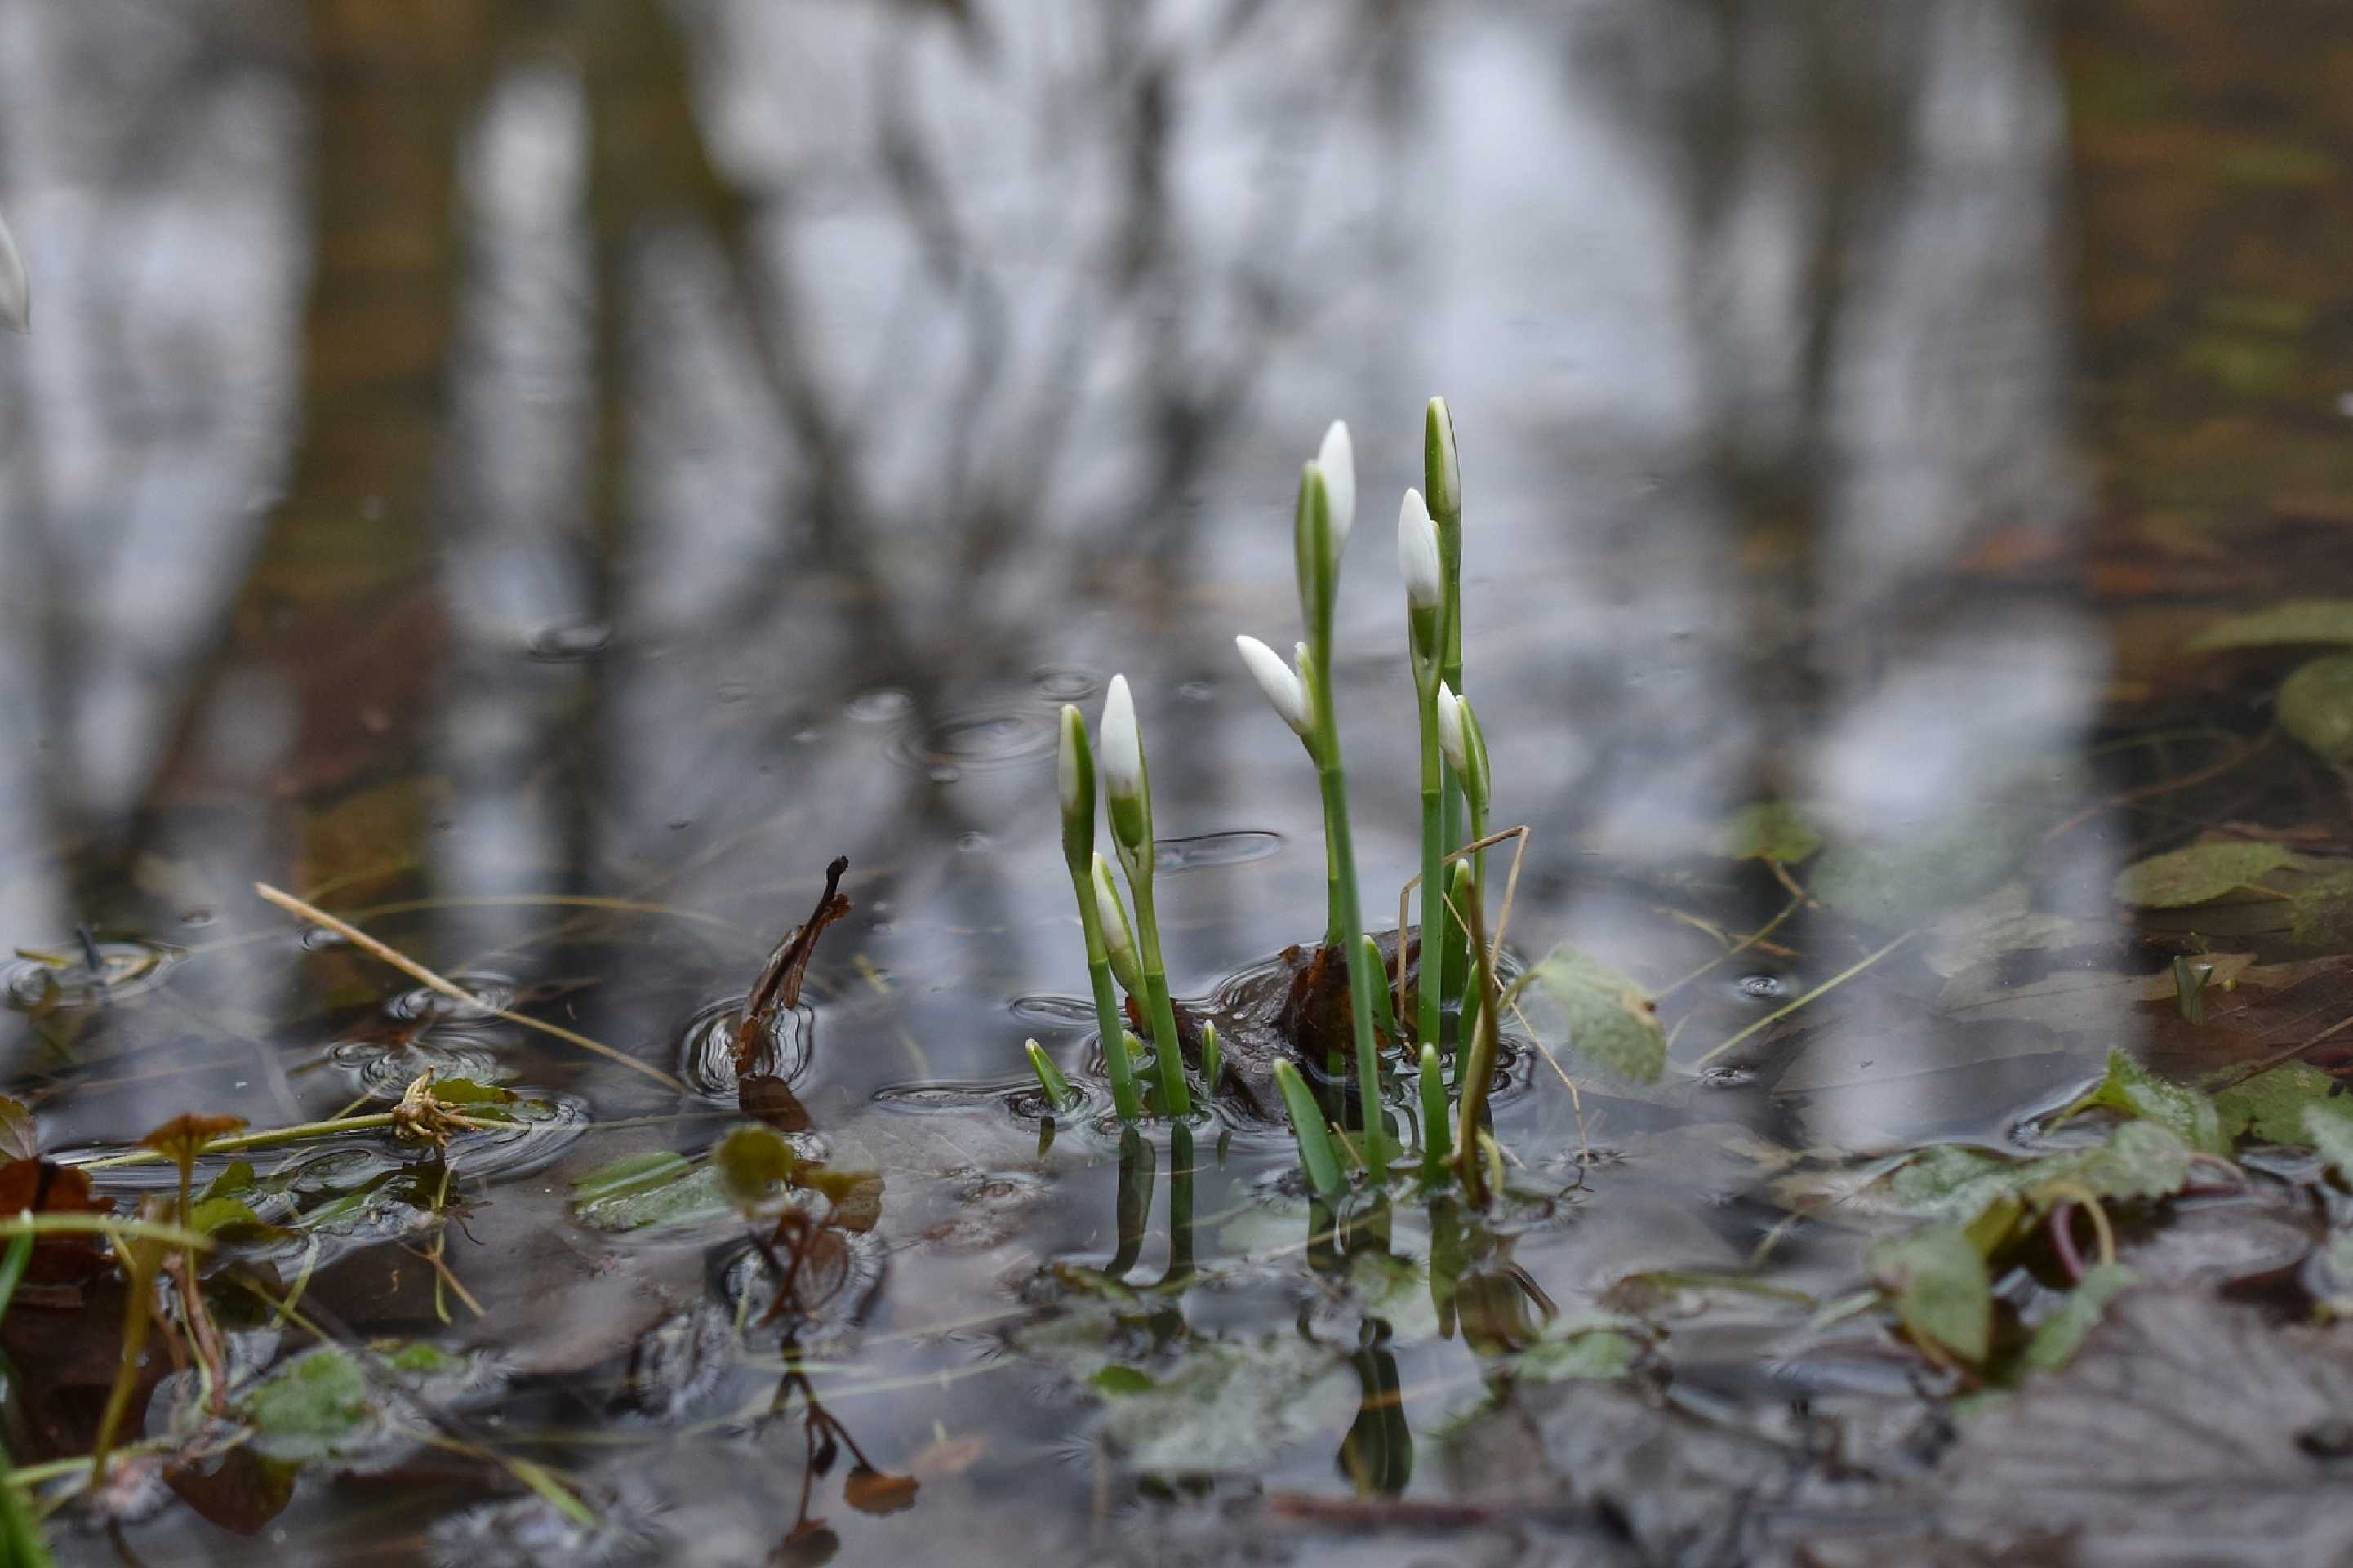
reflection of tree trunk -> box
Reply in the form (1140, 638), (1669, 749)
(131, 2), (490, 893)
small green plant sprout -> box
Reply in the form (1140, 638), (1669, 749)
(1399, 487), (1450, 1054)
(0, 207), (25, 335)
(1059, 707), (1142, 1120)
(1199, 1022), (1221, 1095)
(1025, 1038), (1080, 1113)
(1418, 1042), (1451, 1182)
(1273, 1060), (1344, 1199)
(1098, 675), (1192, 1117)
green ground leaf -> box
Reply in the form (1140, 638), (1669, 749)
(2279, 655), (2353, 768)
(1810, 805), (2037, 928)
(0, 1097), (34, 1162)
(2022, 1264), (2137, 1375)
(2306, 1099), (2353, 1184)
(1092, 1366), (1155, 1395)
(2213, 1062), (2337, 1144)
(2289, 869), (2353, 948)
(2111, 841), (2292, 908)
(1523, 948), (1665, 1083)
(1719, 802), (1822, 864)
(2186, 600), (2353, 652)
(2063, 1050), (2229, 1157)
(1869, 1224), (1991, 1363)
(2040, 1120), (2199, 1206)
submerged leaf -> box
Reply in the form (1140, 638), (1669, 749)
(1513, 1313), (1642, 1383)
(0, 1157), (116, 1282)
(2186, 599), (2353, 652)
(2280, 655), (2353, 768)
(0, 1096), (35, 1162)
(569, 1153), (732, 1233)
(1868, 1224), (1991, 1363)
(1718, 802), (1822, 864)
(2111, 840), (2292, 908)
(1523, 948), (1665, 1083)
(841, 1466), (918, 1517)
(715, 1124), (802, 1215)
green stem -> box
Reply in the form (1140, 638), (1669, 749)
(1416, 685), (1444, 1055)
(1418, 1044), (1451, 1183)
(1067, 864), (1143, 1120)
(1127, 880), (1192, 1118)
(1313, 733), (1386, 1182)
(1452, 873), (1502, 1204)
(77, 1113), (401, 1169)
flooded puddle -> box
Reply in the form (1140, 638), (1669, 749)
(3, 0), (2353, 1563)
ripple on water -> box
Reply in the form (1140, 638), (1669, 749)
(677, 996), (815, 1100)
(1030, 664), (1098, 702)
(385, 974), (518, 1027)
(883, 708), (1059, 774)
(2, 939), (182, 1010)
(712, 1217), (885, 1341)
(1154, 830), (1283, 873)
(843, 686), (914, 723)
(523, 620), (612, 662)
(329, 1036), (520, 1099)
(1007, 994), (1096, 1028)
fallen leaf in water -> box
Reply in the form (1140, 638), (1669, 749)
(0, 1157), (116, 1284)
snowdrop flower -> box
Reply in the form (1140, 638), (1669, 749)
(1397, 488), (1443, 611)
(0, 207), (27, 334)
(1234, 635), (1313, 739)
(1317, 420), (1354, 557)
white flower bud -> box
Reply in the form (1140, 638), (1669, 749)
(1316, 420), (1354, 556)
(1057, 704), (1086, 819)
(1436, 682), (1468, 773)
(1234, 634), (1313, 737)
(1099, 674), (1142, 804)
(1397, 488), (1443, 611)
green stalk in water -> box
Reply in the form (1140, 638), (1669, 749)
(1436, 685), (1492, 972)
(1274, 1060), (1343, 1199)
(1199, 1022), (1221, 1099)
(1418, 1042), (1451, 1182)
(1099, 675), (1191, 1118)
(1399, 487), (1449, 1056)
(1359, 934), (1399, 1042)
(1294, 444), (1387, 1181)
(1233, 632), (1337, 946)
(1057, 707), (1142, 1120)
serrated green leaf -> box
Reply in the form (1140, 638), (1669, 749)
(2280, 655), (2353, 768)
(2186, 600), (2353, 652)
(2022, 1264), (2137, 1374)
(1523, 948), (1664, 1084)
(1869, 1224), (1991, 1363)
(2213, 1062), (2337, 1144)
(2111, 841), (2292, 908)
(239, 1348), (371, 1459)
(1719, 802), (1822, 864)
(2062, 1050), (2229, 1157)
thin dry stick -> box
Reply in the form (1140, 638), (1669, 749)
(1657, 891), (1805, 1002)
(1393, 825), (1533, 1020)
(256, 882), (687, 1094)
(1688, 928), (1918, 1071)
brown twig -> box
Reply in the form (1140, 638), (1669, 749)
(735, 857), (852, 1072)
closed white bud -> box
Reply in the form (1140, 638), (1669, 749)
(1436, 682), (1468, 773)
(1099, 673), (1143, 804)
(1316, 420), (1355, 556)
(0, 208), (27, 334)
(1426, 397), (1459, 518)
(1056, 704), (1086, 819)
(1234, 634), (1312, 737)
(1397, 488), (1443, 610)
(1092, 853), (1142, 994)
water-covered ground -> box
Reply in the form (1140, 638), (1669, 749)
(4, 1), (2353, 1563)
